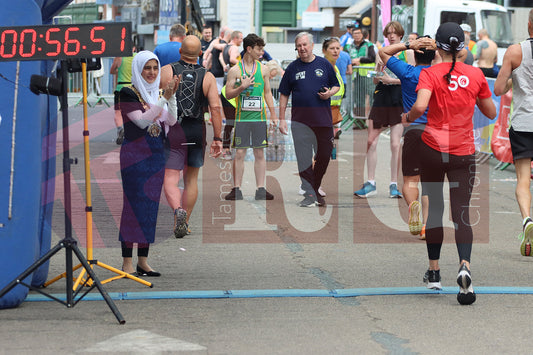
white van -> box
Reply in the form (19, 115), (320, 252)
(420, 0), (513, 65)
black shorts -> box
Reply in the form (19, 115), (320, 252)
(164, 124), (187, 171)
(402, 124), (425, 176)
(509, 127), (533, 161)
(368, 83), (403, 128)
(232, 121), (267, 149)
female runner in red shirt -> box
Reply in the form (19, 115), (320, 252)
(402, 22), (496, 305)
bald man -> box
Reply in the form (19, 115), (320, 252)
(475, 29), (498, 77)
(160, 35), (223, 237)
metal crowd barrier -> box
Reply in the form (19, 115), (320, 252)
(338, 66), (377, 132)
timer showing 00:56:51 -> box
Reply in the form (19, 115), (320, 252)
(0, 22), (132, 62)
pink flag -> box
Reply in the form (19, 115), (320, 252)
(381, 0), (392, 46)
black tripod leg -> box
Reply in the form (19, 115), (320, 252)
(70, 244), (125, 324)
(0, 242), (64, 298)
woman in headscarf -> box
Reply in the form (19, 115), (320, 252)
(402, 23), (496, 305)
(118, 50), (179, 276)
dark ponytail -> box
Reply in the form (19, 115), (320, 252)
(443, 36), (459, 84)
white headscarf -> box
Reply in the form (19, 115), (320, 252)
(131, 50), (161, 106)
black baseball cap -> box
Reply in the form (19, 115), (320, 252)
(435, 22), (465, 52)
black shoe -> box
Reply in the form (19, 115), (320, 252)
(299, 194), (317, 207)
(116, 127), (124, 145)
(255, 187), (274, 200)
(225, 187), (243, 200)
(457, 264), (476, 305)
(423, 269), (442, 290)
(136, 265), (161, 277)
(316, 194), (326, 206)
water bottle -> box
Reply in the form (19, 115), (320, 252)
(331, 143), (337, 160)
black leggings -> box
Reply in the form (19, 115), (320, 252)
(420, 143), (476, 263)
(221, 94), (235, 149)
(121, 241), (149, 258)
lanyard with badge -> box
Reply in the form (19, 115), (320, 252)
(240, 61), (262, 111)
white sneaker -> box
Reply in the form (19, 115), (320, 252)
(299, 185), (326, 197)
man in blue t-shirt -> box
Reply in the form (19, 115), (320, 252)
(379, 35), (436, 240)
(154, 24), (186, 66)
(278, 32), (340, 207)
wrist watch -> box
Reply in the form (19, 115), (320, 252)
(404, 41), (410, 49)
(213, 137), (222, 142)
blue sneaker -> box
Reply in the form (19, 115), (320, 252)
(354, 181), (377, 198)
(389, 183), (402, 198)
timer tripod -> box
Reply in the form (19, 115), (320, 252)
(0, 61), (125, 324)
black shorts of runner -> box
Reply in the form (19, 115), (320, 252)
(402, 124), (426, 176)
(164, 125), (187, 171)
(232, 121), (268, 149)
(368, 83), (403, 128)
(509, 127), (533, 161)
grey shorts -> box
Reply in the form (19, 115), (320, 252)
(232, 121), (268, 149)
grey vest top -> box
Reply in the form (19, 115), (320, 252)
(511, 40), (533, 132)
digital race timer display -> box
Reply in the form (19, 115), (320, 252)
(0, 22), (132, 61)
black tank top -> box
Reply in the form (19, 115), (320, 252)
(210, 39), (226, 78)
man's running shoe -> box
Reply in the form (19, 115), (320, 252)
(457, 263), (476, 305)
(354, 181), (377, 198)
(408, 201), (423, 235)
(520, 217), (533, 256)
(173, 208), (188, 239)
(255, 187), (274, 200)
(419, 224), (426, 240)
(116, 127), (124, 145)
(389, 183), (402, 198)
(300, 194), (317, 207)
(225, 187), (243, 200)
(423, 269), (442, 290)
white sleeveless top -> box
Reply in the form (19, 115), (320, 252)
(511, 39), (533, 132)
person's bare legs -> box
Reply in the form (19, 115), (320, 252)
(366, 119), (382, 181)
(389, 123), (403, 183)
(163, 169), (182, 210)
(183, 166), (200, 224)
(515, 158), (532, 219)
(233, 148), (247, 187)
(402, 175), (420, 206)
(253, 148), (266, 188)
(122, 257), (134, 274)
(114, 110), (123, 128)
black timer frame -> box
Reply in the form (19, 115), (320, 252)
(0, 61), (125, 324)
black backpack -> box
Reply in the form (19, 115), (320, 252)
(170, 60), (207, 122)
